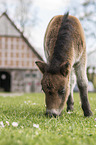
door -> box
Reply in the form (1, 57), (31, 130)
(0, 71), (11, 92)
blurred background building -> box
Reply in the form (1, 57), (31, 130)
(0, 12), (43, 92)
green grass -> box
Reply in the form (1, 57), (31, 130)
(0, 92), (96, 145)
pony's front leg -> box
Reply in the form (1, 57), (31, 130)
(75, 59), (93, 117)
(67, 93), (74, 112)
(67, 69), (76, 112)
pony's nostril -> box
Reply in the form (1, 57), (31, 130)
(45, 109), (61, 117)
(45, 112), (52, 117)
(45, 112), (57, 118)
(52, 113), (57, 118)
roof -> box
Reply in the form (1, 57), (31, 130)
(0, 12), (43, 61)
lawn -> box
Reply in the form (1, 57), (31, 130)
(0, 92), (96, 145)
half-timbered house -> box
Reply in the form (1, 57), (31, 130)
(0, 12), (43, 92)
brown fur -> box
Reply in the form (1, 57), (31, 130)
(44, 14), (86, 66)
(36, 13), (92, 117)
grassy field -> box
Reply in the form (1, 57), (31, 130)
(0, 92), (96, 145)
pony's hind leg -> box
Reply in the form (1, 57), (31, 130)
(74, 53), (93, 116)
(67, 69), (76, 112)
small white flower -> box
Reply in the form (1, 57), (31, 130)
(95, 125), (96, 127)
(6, 121), (10, 126)
(32, 103), (36, 105)
(67, 111), (73, 114)
(95, 118), (96, 121)
(0, 121), (5, 127)
(12, 122), (18, 127)
(33, 123), (39, 128)
(24, 101), (27, 104)
(35, 131), (39, 135)
(21, 126), (24, 129)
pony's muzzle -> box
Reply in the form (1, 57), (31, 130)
(45, 109), (61, 117)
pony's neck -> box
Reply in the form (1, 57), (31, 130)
(47, 57), (65, 74)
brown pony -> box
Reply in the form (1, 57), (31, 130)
(36, 13), (93, 117)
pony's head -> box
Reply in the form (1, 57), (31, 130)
(36, 61), (70, 117)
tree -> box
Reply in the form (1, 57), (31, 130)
(14, 0), (36, 33)
(0, 0), (7, 13)
(67, 0), (96, 54)
(0, 0), (37, 35)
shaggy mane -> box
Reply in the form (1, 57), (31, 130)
(47, 12), (73, 74)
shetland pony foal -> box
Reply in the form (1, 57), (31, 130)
(36, 13), (92, 117)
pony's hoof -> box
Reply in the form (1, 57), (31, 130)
(84, 110), (93, 117)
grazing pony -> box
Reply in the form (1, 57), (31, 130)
(36, 13), (92, 117)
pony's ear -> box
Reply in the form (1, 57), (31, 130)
(60, 62), (70, 76)
(35, 61), (47, 74)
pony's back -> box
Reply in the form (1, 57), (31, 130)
(44, 13), (86, 71)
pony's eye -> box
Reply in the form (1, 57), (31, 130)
(58, 88), (65, 95)
(49, 91), (52, 95)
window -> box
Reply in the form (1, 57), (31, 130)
(10, 60), (13, 66)
(0, 52), (2, 57)
(11, 53), (13, 57)
(5, 60), (7, 65)
(32, 74), (37, 78)
(16, 61), (19, 66)
(16, 53), (19, 58)
(5, 52), (7, 57)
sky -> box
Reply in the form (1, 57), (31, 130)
(31, 0), (70, 59)
(0, 0), (96, 63)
